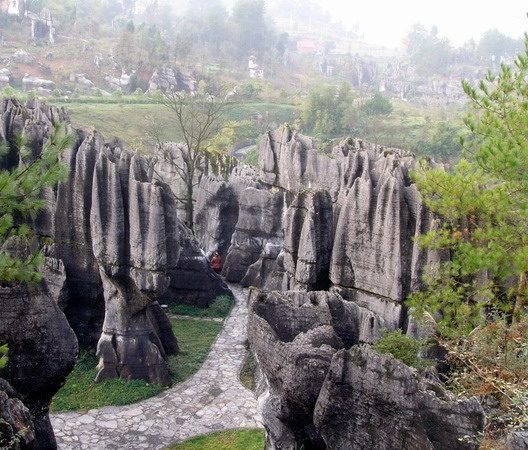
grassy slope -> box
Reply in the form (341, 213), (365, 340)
(356, 100), (464, 153)
(56, 102), (298, 151)
(168, 429), (265, 450)
(51, 318), (223, 411)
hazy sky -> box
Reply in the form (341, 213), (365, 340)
(323, 0), (527, 47)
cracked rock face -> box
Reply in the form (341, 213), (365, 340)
(248, 289), (485, 450)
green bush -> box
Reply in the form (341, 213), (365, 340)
(0, 343), (8, 369)
(361, 92), (393, 116)
(2, 86), (16, 97)
(373, 330), (434, 369)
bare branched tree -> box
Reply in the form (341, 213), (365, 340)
(153, 84), (234, 231)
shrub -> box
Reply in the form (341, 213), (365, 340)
(2, 86), (16, 97)
(0, 343), (8, 369)
(373, 330), (434, 369)
(361, 92), (393, 116)
(445, 318), (528, 437)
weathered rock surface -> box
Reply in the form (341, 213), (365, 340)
(90, 147), (180, 385)
(194, 175), (239, 260)
(148, 66), (196, 93)
(314, 347), (485, 450)
(0, 279), (78, 448)
(223, 186), (285, 282)
(248, 289), (486, 450)
(0, 379), (35, 449)
(505, 431), (528, 450)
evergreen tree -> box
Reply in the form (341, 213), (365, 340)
(408, 36), (528, 335)
(301, 82), (354, 138)
(0, 123), (71, 283)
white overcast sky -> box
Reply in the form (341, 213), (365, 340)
(322, 0), (527, 47)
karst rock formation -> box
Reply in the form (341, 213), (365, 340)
(0, 98), (229, 395)
(195, 125), (489, 449)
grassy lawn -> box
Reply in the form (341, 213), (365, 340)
(168, 429), (265, 450)
(168, 295), (234, 318)
(168, 319), (223, 384)
(50, 351), (164, 411)
(51, 101), (298, 151)
(51, 318), (223, 411)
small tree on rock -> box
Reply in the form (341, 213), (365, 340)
(155, 83), (234, 231)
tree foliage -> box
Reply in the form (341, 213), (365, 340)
(408, 36), (528, 336)
(373, 330), (433, 369)
(416, 121), (464, 162)
(0, 125), (72, 283)
(404, 24), (453, 75)
(155, 84), (234, 230)
(301, 82), (353, 138)
(0, 343), (7, 369)
(232, 0), (268, 58)
(478, 29), (524, 59)
(360, 92), (393, 117)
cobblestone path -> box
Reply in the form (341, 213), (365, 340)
(50, 284), (262, 449)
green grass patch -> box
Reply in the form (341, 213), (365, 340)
(49, 101), (297, 152)
(50, 351), (164, 411)
(168, 295), (234, 318)
(168, 429), (265, 450)
(168, 319), (223, 384)
(240, 350), (257, 391)
(51, 318), (223, 411)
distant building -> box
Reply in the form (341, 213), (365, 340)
(297, 39), (318, 54)
(25, 7), (55, 44)
(248, 56), (264, 79)
(1, 0), (25, 16)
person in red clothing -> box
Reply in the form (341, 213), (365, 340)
(211, 251), (222, 274)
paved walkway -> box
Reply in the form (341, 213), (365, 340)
(50, 284), (262, 449)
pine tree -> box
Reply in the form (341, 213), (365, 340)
(0, 123), (72, 283)
(408, 36), (528, 335)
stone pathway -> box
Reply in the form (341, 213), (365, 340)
(50, 284), (262, 449)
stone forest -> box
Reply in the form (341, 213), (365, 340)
(0, 0), (527, 449)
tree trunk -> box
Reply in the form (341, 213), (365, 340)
(186, 183), (194, 232)
(513, 271), (528, 323)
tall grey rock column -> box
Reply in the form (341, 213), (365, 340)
(91, 151), (180, 385)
